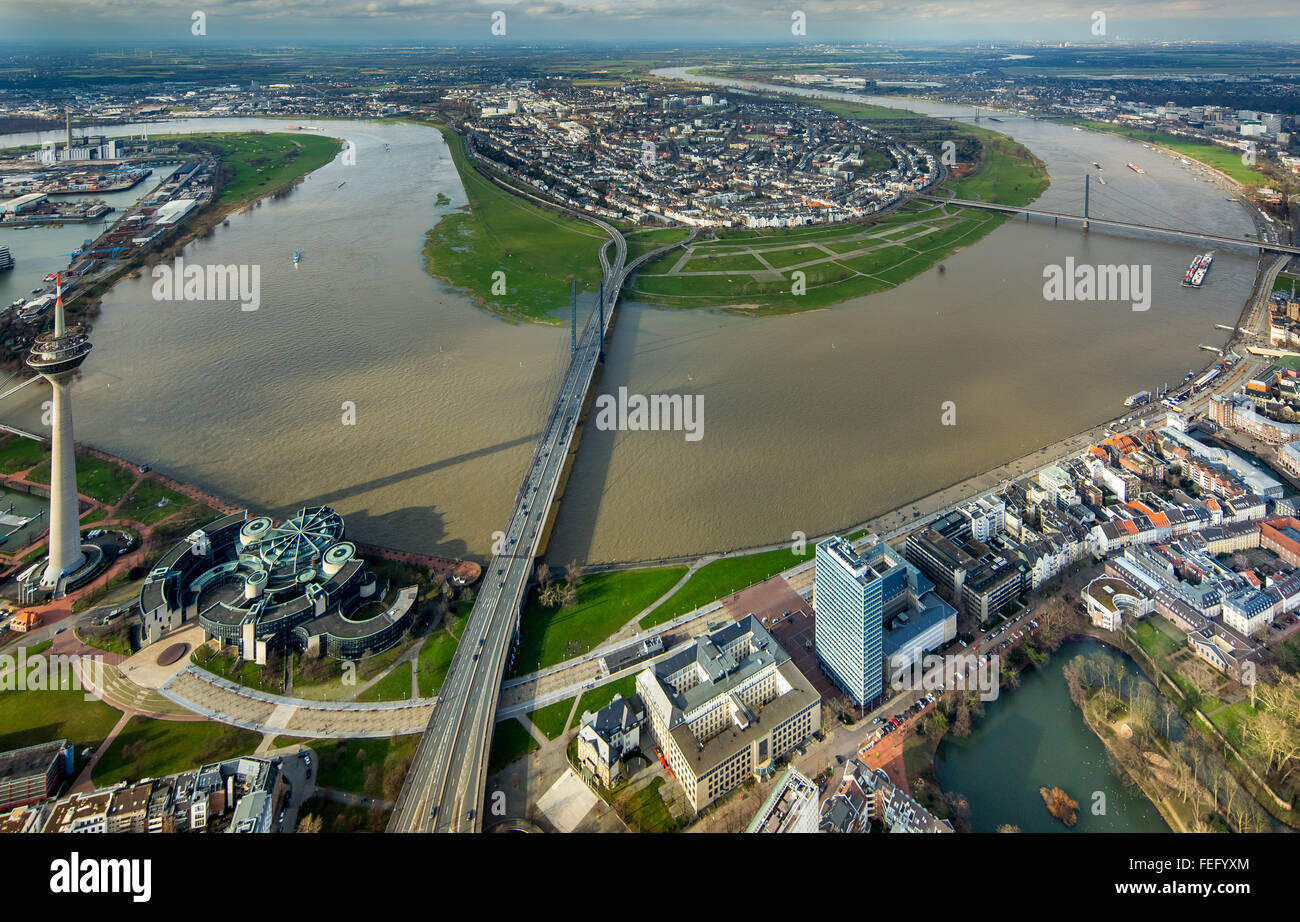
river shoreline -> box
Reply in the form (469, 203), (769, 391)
(1, 131), (345, 376)
(3, 105), (1265, 567)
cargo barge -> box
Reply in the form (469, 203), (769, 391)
(1182, 253), (1213, 288)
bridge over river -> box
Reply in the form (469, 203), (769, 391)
(389, 147), (693, 832)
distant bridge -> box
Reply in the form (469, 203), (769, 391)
(924, 189), (1300, 256)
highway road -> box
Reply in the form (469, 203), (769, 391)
(388, 204), (690, 833)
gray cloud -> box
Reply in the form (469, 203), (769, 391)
(3, 0), (1297, 41)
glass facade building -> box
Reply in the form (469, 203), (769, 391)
(814, 535), (908, 710)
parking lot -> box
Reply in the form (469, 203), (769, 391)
(754, 589), (851, 708)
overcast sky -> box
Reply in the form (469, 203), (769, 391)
(3, 0), (1298, 45)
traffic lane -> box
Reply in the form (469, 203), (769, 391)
(401, 264), (623, 830)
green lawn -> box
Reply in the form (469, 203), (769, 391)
(625, 226), (693, 263)
(681, 251), (770, 273)
(192, 641), (414, 701)
(310, 735), (419, 800)
(1133, 616), (1184, 666)
(833, 243), (918, 275)
(756, 245), (834, 270)
(294, 794), (387, 833)
(0, 688), (121, 782)
(1208, 699), (1257, 748)
(289, 642), (412, 701)
(512, 566), (687, 675)
(26, 453), (136, 506)
(628, 197), (1014, 316)
(574, 674), (639, 727)
(357, 661), (412, 702)
(943, 127), (1050, 207)
(621, 776), (679, 833)
(528, 697), (576, 740)
(170, 132), (345, 209)
(115, 479), (193, 525)
(191, 647), (282, 695)
(639, 546), (813, 629)
(802, 98), (924, 121)
(91, 717), (261, 786)
(0, 436), (47, 474)
(76, 623), (133, 657)
(416, 630), (458, 697)
(488, 718), (538, 773)
(422, 121), (609, 322)
(629, 255), (892, 313)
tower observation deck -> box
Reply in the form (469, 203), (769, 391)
(26, 277), (93, 593)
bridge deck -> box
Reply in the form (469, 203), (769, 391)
(924, 195), (1299, 255)
(388, 167), (690, 832)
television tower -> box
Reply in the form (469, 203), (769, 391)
(27, 276), (91, 592)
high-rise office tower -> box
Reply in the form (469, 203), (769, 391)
(814, 535), (909, 710)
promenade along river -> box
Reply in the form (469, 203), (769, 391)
(0, 101), (1260, 564)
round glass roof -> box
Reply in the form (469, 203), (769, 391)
(256, 507), (345, 572)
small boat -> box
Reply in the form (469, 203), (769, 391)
(337, 181), (346, 189)
(292, 249), (302, 264)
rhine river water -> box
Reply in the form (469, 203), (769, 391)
(0, 79), (1259, 565)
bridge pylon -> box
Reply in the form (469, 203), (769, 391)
(1083, 174), (1090, 232)
(597, 279), (605, 364)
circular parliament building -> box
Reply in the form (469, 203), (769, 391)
(137, 506), (417, 663)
